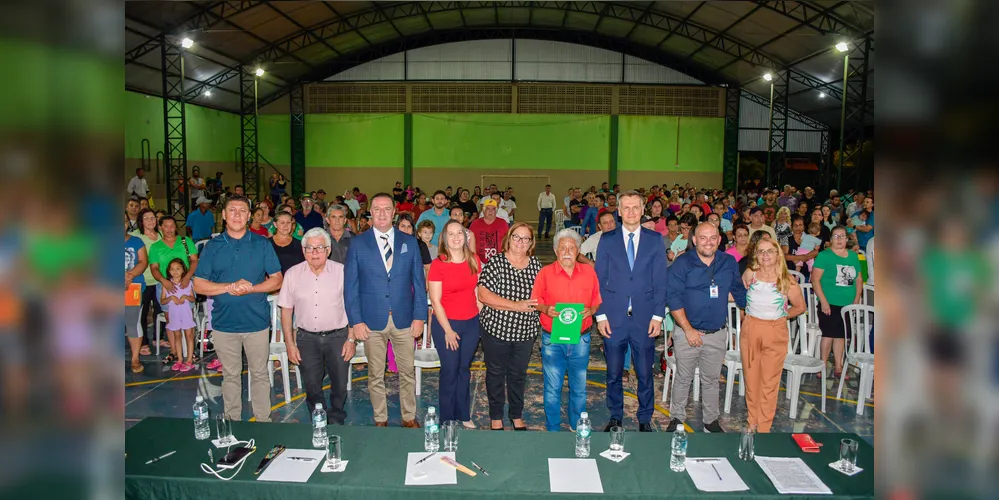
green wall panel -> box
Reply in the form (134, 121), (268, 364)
(413, 114), (609, 170)
(305, 114), (403, 168)
(124, 91), (164, 159)
(124, 90), (239, 162)
(619, 116), (724, 172)
(258, 114), (291, 166)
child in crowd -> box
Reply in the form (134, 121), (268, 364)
(793, 222), (823, 272)
(161, 258), (197, 372)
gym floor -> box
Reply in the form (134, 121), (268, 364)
(125, 252), (873, 444)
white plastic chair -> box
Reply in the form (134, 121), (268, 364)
(838, 304), (874, 415)
(414, 321), (439, 396)
(862, 284), (874, 306)
(553, 209), (566, 233)
(798, 283), (823, 359)
(661, 319), (700, 405)
(788, 269), (806, 284)
(155, 312), (189, 358)
(723, 303), (745, 413)
(783, 316), (827, 419)
(196, 239), (209, 254)
(248, 296), (302, 404)
(345, 341), (368, 391)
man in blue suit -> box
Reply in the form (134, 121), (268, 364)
(595, 190), (668, 432)
(345, 193), (428, 428)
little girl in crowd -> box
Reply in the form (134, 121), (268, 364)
(161, 258), (197, 372)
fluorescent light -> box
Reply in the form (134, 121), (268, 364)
(835, 42), (849, 53)
(181, 38), (194, 49)
(763, 73), (773, 82)
(255, 68), (265, 77)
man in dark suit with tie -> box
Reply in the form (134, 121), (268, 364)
(594, 190), (668, 432)
(345, 193), (428, 428)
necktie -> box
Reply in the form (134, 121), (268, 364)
(627, 232), (635, 312)
(380, 234), (393, 274)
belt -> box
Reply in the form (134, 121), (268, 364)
(300, 327), (348, 337)
(693, 327), (727, 335)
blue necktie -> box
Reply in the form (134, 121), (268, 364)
(627, 232), (636, 271)
(627, 232), (635, 312)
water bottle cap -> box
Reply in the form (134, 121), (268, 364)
(580, 412), (588, 419)
(195, 395), (204, 402)
(315, 403), (323, 410)
(428, 406), (436, 413)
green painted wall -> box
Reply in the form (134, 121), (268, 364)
(306, 114), (404, 168)
(413, 114), (609, 170)
(258, 114), (291, 166)
(618, 116), (724, 172)
(123, 90), (240, 162)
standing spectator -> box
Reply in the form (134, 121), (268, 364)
(852, 197), (875, 250)
(127, 168), (149, 200)
(648, 199), (668, 236)
(455, 189), (478, 225)
(747, 207), (778, 241)
(396, 192), (416, 218)
(777, 185), (798, 211)
(314, 189), (329, 213)
(341, 189), (360, 216)
(846, 191), (866, 218)
(809, 207), (832, 247)
(706, 213), (729, 250)
(186, 195), (215, 241)
(295, 196), (324, 233)
(417, 220), (438, 261)
(811, 226), (864, 380)
(416, 190), (452, 246)
(562, 187), (574, 217)
(533, 229), (602, 432)
(325, 205), (353, 265)
(344, 193), (427, 428)
(760, 190), (780, 224)
(469, 199), (510, 263)
(125, 199), (141, 233)
(160, 258), (197, 372)
(800, 186), (820, 213)
(125, 221), (148, 373)
(740, 238), (805, 432)
(194, 194), (283, 422)
(665, 223), (747, 433)
(537, 184), (557, 239)
(188, 166), (206, 204)
(726, 224), (751, 262)
(352, 187), (367, 206)
(568, 189), (584, 226)
(661, 215), (681, 259)
(449, 206), (477, 253)
(428, 220), (483, 428)
(501, 190), (517, 221)
(578, 211), (617, 266)
(477, 222), (542, 431)
(412, 193), (430, 220)
(489, 192), (512, 223)
(280, 228), (355, 425)
(774, 207), (792, 246)
(148, 216), (199, 366)
(594, 190), (667, 433)
(131, 208), (161, 354)
(271, 212), (305, 274)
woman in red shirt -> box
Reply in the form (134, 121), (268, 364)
(396, 192), (415, 218)
(428, 220), (483, 428)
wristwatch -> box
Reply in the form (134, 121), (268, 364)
(347, 338), (356, 343)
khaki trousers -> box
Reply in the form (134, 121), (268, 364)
(740, 315), (788, 432)
(366, 316), (417, 422)
(214, 329), (272, 422)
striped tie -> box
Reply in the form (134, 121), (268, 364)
(380, 234), (393, 274)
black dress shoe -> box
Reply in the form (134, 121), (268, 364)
(639, 423), (654, 432)
(604, 419), (622, 432)
(665, 418), (683, 432)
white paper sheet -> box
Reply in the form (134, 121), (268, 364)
(755, 456), (832, 495)
(548, 458), (603, 494)
(404, 452), (457, 486)
(256, 449), (325, 483)
(685, 458), (749, 492)
(320, 460), (349, 473)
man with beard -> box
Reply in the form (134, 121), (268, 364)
(416, 190), (451, 245)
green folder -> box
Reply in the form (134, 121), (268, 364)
(551, 303), (585, 344)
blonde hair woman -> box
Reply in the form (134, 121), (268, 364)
(741, 238), (806, 432)
(774, 206), (792, 245)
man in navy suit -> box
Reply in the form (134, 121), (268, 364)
(345, 193), (428, 428)
(594, 190), (668, 432)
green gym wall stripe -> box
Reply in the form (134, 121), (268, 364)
(618, 116), (724, 172)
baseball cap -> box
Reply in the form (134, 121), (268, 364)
(482, 199), (498, 208)
(195, 195), (211, 205)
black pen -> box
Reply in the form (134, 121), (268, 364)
(711, 464), (723, 481)
(415, 452), (436, 465)
(471, 461), (489, 476)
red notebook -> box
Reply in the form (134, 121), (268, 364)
(791, 433), (822, 453)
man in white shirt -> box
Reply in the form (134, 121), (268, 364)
(127, 168), (149, 199)
(188, 166), (206, 203)
(343, 189), (361, 217)
(501, 191), (517, 221)
(577, 211), (617, 266)
(537, 184), (557, 239)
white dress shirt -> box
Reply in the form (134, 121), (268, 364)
(127, 176), (148, 198)
(371, 226), (395, 269)
(538, 192), (557, 210)
(596, 225), (663, 323)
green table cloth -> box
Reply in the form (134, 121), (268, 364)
(125, 417), (873, 500)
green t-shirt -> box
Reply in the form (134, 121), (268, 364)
(920, 248), (988, 328)
(130, 230), (161, 283)
(813, 249), (862, 307)
(148, 236), (198, 282)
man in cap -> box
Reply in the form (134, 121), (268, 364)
(468, 199), (509, 262)
(186, 195), (216, 241)
(295, 195), (325, 233)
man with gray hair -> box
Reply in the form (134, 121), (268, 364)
(325, 204), (353, 264)
(278, 227), (356, 424)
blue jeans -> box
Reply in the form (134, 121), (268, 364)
(541, 332), (590, 432)
(581, 208), (598, 236)
(430, 315), (481, 422)
(538, 208), (553, 236)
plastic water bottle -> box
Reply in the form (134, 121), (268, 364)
(312, 403), (328, 448)
(670, 425), (688, 472)
(575, 412), (591, 458)
(424, 406), (440, 452)
(193, 396), (210, 440)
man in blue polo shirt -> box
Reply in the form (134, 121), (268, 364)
(665, 222), (747, 433)
(194, 194), (283, 422)
(186, 195), (215, 241)
(416, 190), (451, 245)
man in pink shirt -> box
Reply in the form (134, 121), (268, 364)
(278, 227), (356, 424)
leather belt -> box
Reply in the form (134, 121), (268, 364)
(300, 327), (348, 337)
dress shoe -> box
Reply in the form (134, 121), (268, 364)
(401, 419), (421, 429)
(665, 418), (682, 432)
(604, 418), (622, 432)
(639, 423), (654, 432)
(375, 421), (389, 427)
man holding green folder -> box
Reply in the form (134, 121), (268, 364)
(531, 229), (602, 432)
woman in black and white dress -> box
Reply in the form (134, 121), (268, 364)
(477, 221), (543, 431)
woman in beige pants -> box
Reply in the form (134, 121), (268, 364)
(740, 238), (805, 432)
